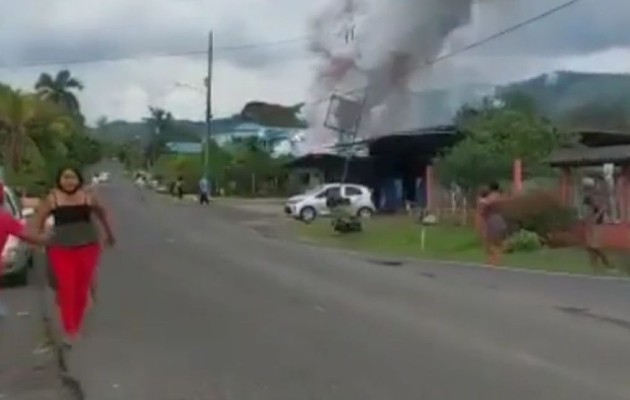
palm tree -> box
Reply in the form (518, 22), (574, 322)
(0, 88), (41, 171)
(35, 70), (84, 119)
(0, 87), (74, 172)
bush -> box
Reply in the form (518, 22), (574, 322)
(504, 229), (542, 253)
(153, 154), (202, 193)
(500, 190), (577, 239)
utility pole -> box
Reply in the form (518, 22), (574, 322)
(204, 30), (213, 181)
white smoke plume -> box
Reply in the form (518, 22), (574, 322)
(301, 0), (490, 154)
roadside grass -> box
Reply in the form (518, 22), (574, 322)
(295, 215), (627, 276)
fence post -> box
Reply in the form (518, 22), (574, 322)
(425, 165), (435, 212)
(512, 158), (523, 194)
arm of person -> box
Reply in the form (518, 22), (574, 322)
(31, 194), (54, 234)
(2, 212), (49, 245)
(90, 193), (115, 245)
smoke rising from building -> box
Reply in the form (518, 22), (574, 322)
(300, 0), (495, 154)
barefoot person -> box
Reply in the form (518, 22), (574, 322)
(32, 166), (115, 346)
(583, 193), (611, 272)
(479, 181), (508, 266)
(0, 183), (50, 319)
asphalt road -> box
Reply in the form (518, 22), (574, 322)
(67, 171), (630, 400)
(0, 286), (61, 399)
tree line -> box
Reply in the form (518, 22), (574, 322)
(115, 106), (295, 197)
(0, 70), (103, 195)
(116, 79), (627, 199)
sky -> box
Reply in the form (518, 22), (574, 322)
(1, 0), (629, 124)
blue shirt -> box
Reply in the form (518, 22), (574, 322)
(199, 178), (209, 193)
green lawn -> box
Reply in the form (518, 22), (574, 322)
(296, 216), (628, 276)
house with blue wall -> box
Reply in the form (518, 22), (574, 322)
(210, 117), (304, 156)
(163, 116), (305, 156)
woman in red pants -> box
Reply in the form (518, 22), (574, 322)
(33, 166), (115, 347)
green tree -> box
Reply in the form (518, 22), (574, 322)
(35, 70), (84, 120)
(0, 81), (102, 194)
(436, 95), (567, 194)
(144, 106), (173, 166)
(0, 88), (55, 171)
(96, 116), (109, 131)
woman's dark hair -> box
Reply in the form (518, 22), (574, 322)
(55, 166), (84, 190)
(488, 181), (500, 192)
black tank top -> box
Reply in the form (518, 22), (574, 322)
(50, 192), (99, 247)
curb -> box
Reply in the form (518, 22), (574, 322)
(290, 235), (630, 282)
(219, 210), (630, 283)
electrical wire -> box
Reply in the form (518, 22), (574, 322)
(332, 0), (582, 183)
(0, 0), (580, 73)
(308, 0), (583, 107)
(0, 36), (310, 69)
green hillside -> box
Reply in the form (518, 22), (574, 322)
(499, 71), (630, 130)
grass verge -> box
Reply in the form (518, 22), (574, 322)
(296, 216), (628, 276)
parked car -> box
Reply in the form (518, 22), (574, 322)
(98, 171), (110, 182)
(284, 183), (375, 222)
(1, 186), (33, 285)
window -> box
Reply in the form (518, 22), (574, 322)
(324, 186), (341, 198)
(344, 186), (362, 196)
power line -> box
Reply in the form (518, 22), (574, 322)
(307, 0), (582, 107)
(0, 36), (309, 69)
(0, 0), (579, 72)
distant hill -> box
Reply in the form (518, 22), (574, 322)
(91, 119), (206, 145)
(93, 71), (630, 144)
(398, 71), (630, 131)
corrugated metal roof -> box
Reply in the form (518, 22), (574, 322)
(547, 145), (630, 167)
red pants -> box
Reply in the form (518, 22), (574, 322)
(48, 244), (101, 338)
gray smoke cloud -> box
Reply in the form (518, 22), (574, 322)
(299, 0), (630, 155)
(301, 0), (487, 154)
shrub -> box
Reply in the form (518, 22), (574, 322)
(504, 229), (542, 253)
(500, 190), (577, 239)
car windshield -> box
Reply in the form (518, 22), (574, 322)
(303, 185), (324, 196)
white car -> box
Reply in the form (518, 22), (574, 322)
(1, 186), (33, 285)
(99, 172), (110, 182)
(284, 183), (375, 222)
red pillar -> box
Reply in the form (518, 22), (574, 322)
(425, 165), (435, 212)
(512, 158), (523, 195)
(559, 167), (573, 206)
(619, 164), (630, 222)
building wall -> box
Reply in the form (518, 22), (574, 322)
(212, 122), (304, 155)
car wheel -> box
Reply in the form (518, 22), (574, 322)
(299, 206), (317, 223)
(11, 267), (29, 286)
(357, 207), (373, 218)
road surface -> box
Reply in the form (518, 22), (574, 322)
(67, 172), (630, 399)
(0, 286), (62, 399)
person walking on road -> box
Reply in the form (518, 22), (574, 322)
(198, 176), (210, 205)
(175, 176), (184, 200)
(479, 181), (508, 266)
(32, 166), (115, 346)
(583, 193), (612, 273)
(0, 183), (50, 319)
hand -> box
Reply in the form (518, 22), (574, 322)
(102, 233), (116, 248)
(41, 230), (53, 245)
